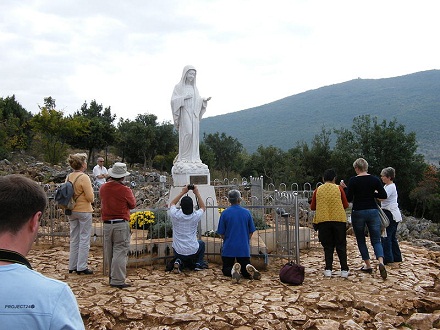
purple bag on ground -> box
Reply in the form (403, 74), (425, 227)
(279, 261), (305, 285)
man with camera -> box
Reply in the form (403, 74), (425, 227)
(168, 184), (207, 273)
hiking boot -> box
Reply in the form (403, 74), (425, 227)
(173, 259), (182, 274)
(246, 264), (261, 280)
(231, 263), (242, 283)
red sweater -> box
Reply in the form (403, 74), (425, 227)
(99, 181), (136, 221)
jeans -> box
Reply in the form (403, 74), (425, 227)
(381, 210), (402, 263)
(318, 221), (348, 271)
(68, 212), (92, 271)
(351, 208), (384, 261)
(173, 240), (205, 269)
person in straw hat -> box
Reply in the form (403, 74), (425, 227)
(99, 162), (136, 288)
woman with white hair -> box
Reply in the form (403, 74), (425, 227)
(379, 167), (403, 264)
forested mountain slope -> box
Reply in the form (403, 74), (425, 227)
(200, 70), (440, 163)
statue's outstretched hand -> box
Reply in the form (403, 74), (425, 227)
(205, 97), (211, 102)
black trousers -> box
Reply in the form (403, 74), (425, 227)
(318, 221), (348, 271)
(221, 256), (251, 278)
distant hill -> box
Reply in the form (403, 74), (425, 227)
(200, 70), (440, 163)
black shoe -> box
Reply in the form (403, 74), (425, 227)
(110, 283), (132, 289)
(77, 268), (94, 275)
(379, 263), (387, 280)
(194, 263), (204, 271)
(360, 266), (373, 274)
(68, 269), (77, 274)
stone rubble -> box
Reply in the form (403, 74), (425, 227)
(28, 235), (440, 330)
(4, 154), (440, 328)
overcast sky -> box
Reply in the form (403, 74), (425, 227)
(1, 0), (439, 123)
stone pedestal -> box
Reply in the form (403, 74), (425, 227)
(171, 161), (210, 187)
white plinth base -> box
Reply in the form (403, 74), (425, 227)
(171, 161), (210, 187)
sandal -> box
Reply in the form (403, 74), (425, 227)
(360, 266), (373, 274)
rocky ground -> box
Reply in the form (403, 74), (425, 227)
(30, 235), (440, 330)
(4, 154), (440, 329)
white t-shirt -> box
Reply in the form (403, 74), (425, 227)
(0, 263), (84, 329)
(381, 183), (402, 222)
(93, 164), (108, 185)
(169, 205), (204, 255)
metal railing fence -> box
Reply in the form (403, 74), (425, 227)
(36, 177), (318, 269)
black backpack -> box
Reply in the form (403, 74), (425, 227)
(54, 174), (83, 210)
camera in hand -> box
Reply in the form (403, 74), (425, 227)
(187, 184), (194, 190)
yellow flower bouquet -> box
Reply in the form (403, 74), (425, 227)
(129, 210), (155, 230)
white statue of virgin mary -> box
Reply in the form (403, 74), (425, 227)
(171, 65), (211, 163)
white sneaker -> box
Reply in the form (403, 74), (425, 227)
(173, 259), (182, 274)
(341, 270), (349, 278)
(231, 263), (242, 283)
(246, 264), (261, 280)
(323, 269), (332, 277)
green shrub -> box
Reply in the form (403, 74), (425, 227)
(253, 211), (270, 230)
(148, 210), (173, 239)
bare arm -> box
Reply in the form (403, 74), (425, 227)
(193, 186), (206, 211)
(170, 186), (189, 207)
